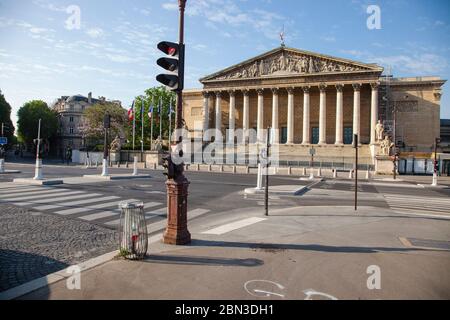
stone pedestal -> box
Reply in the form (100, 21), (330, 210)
(375, 155), (397, 175)
(163, 177), (191, 245)
(110, 152), (120, 164)
(145, 150), (165, 166)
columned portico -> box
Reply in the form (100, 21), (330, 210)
(352, 83), (361, 145)
(215, 92), (222, 138)
(318, 84), (327, 145)
(335, 84), (344, 145)
(202, 92), (209, 134)
(242, 89), (250, 142)
(370, 83), (379, 145)
(228, 90), (235, 142)
(271, 88), (279, 143)
(256, 89), (264, 142)
(286, 87), (295, 144)
(302, 86), (310, 145)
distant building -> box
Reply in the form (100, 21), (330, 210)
(51, 92), (121, 157)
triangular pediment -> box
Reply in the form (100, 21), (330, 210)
(200, 46), (383, 82)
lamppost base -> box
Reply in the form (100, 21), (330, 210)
(163, 176), (191, 245)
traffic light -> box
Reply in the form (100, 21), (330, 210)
(156, 41), (184, 91)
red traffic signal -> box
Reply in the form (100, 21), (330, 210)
(157, 41), (179, 57)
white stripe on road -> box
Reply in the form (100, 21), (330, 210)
(385, 198), (450, 206)
(80, 202), (163, 221)
(388, 204), (450, 212)
(5, 191), (84, 203)
(393, 209), (450, 219)
(384, 195), (450, 203)
(1, 189), (73, 201)
(28, 193), (103, 210)
(202, 217), (267, 235)
(0, 187), (47, 194)
(144, 208), (211, 233)
(51, 196), (120, 215)
(12, 193), (97, 207)
(56, 201), (121, 216)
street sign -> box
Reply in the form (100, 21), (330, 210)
(0, 137), (7, 145)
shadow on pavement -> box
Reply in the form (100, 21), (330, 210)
(189, 239), (435, 254)
(143, 254), (263, 267)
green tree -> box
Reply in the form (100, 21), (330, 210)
(127, 86), (176, 149)
(79, 101), (127, 142)
(0, 90), (15, 145)
(17, 100), (58, 146)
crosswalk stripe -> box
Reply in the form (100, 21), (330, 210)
(12, 192), (99, 210)
(0, 187), (47, 194)
(79, 201), (162, 222)
(145, 208), (210, 233)
(105, 206), (169, 226)
(55, 201), (121, 216)
(25, 193), (102, 209)
(387, 203), (450, 211)
(4, 190), (83, 202)
(389, 206), (450, 214)
(384, 195), (450, 203)
(393, 210), (450, 220)
(202, 217), (267, 235)
(48, 196), (120, 214)
(385, 198), (450, 206)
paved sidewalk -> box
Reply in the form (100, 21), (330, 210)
(21, 206), (450, 300)
(0, 204), (117, 292)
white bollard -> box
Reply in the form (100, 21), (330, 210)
(317, 167), (322, 177)
(366, 170), (370, 180)
(302, 167), (307, 176)
(101, 159), (109, 176)
(432, 172), (438, 186)
(349, 170), (353, 179)
(33, 158), (43, 180)
(333, 168), (337, 179)
(0, 158), (5, 173)
(132, 156), (138, 176)
(256, 163), (263, 190)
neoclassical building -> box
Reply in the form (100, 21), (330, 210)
(183, 46), (445, 164)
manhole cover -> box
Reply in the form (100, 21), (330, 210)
(401, 237), (450, 250)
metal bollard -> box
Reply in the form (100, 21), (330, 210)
(333, 168), (337, 178)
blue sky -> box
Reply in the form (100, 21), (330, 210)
(1, 0), (450, 127)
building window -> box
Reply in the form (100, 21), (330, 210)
(69, 139), (73, 146)
(69, 116), (74, 122)
(280, 127), (287, 144)
(312, 127), (319, 144)
(344, 127), (352, 145)
(69, 127), (74, 134)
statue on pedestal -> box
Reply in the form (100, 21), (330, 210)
(375, 120), (384, 142)
(154, 136), (163, 152)
(110, 136), (121, 152)
(379, 135), (394, 156)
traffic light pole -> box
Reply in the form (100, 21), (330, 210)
(163, 0), (191, 245)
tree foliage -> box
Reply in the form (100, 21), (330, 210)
(0, 90), (15, 144)
(127, 86), (176, 148)
(79, 101), (127, 140)
(17, 100), (58, 145)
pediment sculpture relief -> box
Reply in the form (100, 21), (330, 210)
(214, 52), (369, 80)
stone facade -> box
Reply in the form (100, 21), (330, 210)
(182, 46), (446, 164)
(51, 92), (121, 157)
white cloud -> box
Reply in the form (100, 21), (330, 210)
(86, 28), (104, 38)
(162, 3), (178, 11)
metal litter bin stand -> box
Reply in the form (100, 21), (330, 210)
(119, 201), (148, 260)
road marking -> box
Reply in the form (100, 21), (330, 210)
(0, 187), (47, 194)
(6, 191), (86, 203)
(0, 189), (74, 201)
(50, 196), (120, 215)
(393, 209), (450, 219)
(202, 217), (267, 235)
(399, 237), (413, 247)
(29, 193), (103, 210)
(56, 201), (120, 216)
(82, 201), (161, 222)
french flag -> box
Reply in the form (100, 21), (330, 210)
(148, 105), (153, 119)
(128, 101), (134, 121)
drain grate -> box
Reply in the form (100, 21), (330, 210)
(402, 237), (450, 250)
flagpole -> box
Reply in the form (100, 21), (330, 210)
(150, 96), (154, 151)
(169, 97), (172, 143)
(132, 100), (136, 151)
(141, 98), (144, 158)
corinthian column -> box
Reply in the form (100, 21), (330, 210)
(271, 88), (279, 143)
(286, 87), (295, 144)
(228, 90), (235, 143)
(257, 89), (264, 142)
(302, 86), (310, 144)
(242, 89), (249, 143)
(370, 83), (379, 145)
(202, 92), (209, 141)
(318, 84), (327, 145)
(335, 84), (344, 145)
(215, 91), (222, 139)
(352, 83), (361, 144)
